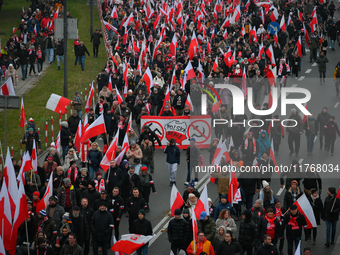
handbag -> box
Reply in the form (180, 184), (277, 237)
(134, 158), (141, 164)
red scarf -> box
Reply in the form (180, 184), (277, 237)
(288, 215), (300, 230)
(275, 208), (282, 222)
(67, 167), (78, 182)
(37, 50), (42, 58)
(244, 137), (256, 154)
(95, 178), (105, 192)
(265, 215), (276, 239)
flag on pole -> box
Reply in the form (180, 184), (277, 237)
(46, 93), (71, 114)
(100, 129), (120, 172)
(81, 114), (106, 144)
(85, 84), (94, 113)
(0, 181), (13, 251)
(194, 185), (210, 219)
(20, 98), (27, 128)
(36, 173), (54, 212)
(0, 77), (16, 96)
(111, 234), (154, 254)
(293, 194), (317, 229)
(228, 165), (239, 204)
(170, 184), (184, 217)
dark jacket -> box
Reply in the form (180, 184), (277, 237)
(164, 144), (180, 164)
(324, 195), (340, 221)
(69, 213), (90, 245)
(239, 172), (261, 196)
(126, 195), (146, 220)
(316, 55), (329, 72)
(91, 209), (114, 241)
(60, 241), (83, 255)
(167, 217), (189, 243)
(68, 115), (81, 135)
(216, 239), (243, 255)
(197, 216), (216, 242)
(132, 217), (153, 235)
(46, 204), (65, 229)
(78, 45), (90, 56)
(323, 120), (340, 137)
(22, 132), (41, 154)
(256, 243), (279, 255)
(281, 212), (307, 239)
(87, 149), (102, 168)
(58, 185), (77, 208)
(91, 32), (103, 45)
(317, 111), (331, 131)
(238, 218), (257, 247)
(108, 194), (125, 220)
(80, 206), (94, 226)
(105, 165), (124, 194)
(283, 187), (303, 211)
(257, 216), (280, 244)
(36, 217), (57, 241)
(307, 195), (324, 225)
(93, 197), (110, 211)
(82, 188), (100, 208)
(138, 129), (162, 148)
(60, 126), (72, 146)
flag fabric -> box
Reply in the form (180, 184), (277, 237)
(297, 36), (302, 57)
(280, 14), (286, 32)
(293, 194), (317, 229)
(274, 32), (278, 44)
(299, 103), (308, 124)
(266, 45), (276, 67)
(169, 33), (178, 57)
(192, 208), (198, 241)
(100, 129), (120, 172)
(188, 31), (198, 60)
(242, 67), (247, 99)
(3, 148), (18, 217)
(13, 27), (18, 33)
(142, 67), (153, 94)
(228, 167), (239, 204)
(266, 66), (277, 88)
(294, 241), (301, 255)
(111, 234), (154, 254)
(112, 236), (124, 255)
(85, 83), (95, 113)
(183, 61), (196, 88)
(0, 181), (13, 251)
(46, 93), (71, 114)
(0, 77), (16, 96)
(170, 184), (184, 217)
(185, 94), (194, 111)
(211, 140), (230, 166)
(115, 85), (123, 104)
(20, 97), (27, 128)
(212, 56), (219, 72)
(115, 147), (127, 166)
(126, 112), (133, 132)
(55, 131), (61, 154)
(108, 75), (113, 92)
(31, 140), (38, 173)
(36, 173), (54, 213)
(104, 21), (118, 34)
(194, 185), (210, 219)
(0, 235), (5, 255)
(17, 151), (32, 185)
(81, 114), (106, 144)
(74, 120), (82, 151)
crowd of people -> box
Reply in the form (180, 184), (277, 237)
(2, 0), (340, 254)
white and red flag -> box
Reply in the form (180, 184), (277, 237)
(212, 56), (219, 72)
(266, 45), (276, 67)
(81, 114), (106, 144)
(188, 31), (198, 60)
(104, 21), (118, 34)
(185, 94), (194, 111)
(74, 120), (82, 152)
(55, 131), (61, 154)
(280, 14), (286, 32)
(297, 36), (302, 57)
(194, 185), (210, 219)
(111, 234), (154, 254)
(142, 67), (153, 94)
(0, 77), (15, 96)
(115, 85), (123, 105)
(31, 139), (38, 173)
(299, 103), (308, 124)
(85, 83), (94, 113)
(0, 181), (13, 250)
(293, 194), (317, 229)
(110, 5), (118, 19)
(3, 148), (18, 217)
(170, 184), (184, 217)
(46, 93), (71, 114)
(0, 235), (5, 255)
(228, 165), (239, 204)
(20, 97), (27, 128)
(169, 33), (178, 57)
(36, 173), (53, 213)
(100, 129), (119, 172)
(13, 27), (18, 33)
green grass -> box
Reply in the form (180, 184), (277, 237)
(0, 0), (107, 159)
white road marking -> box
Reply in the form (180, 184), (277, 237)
(306, 49), (310, 52)
(299, 158), (304, 164)
(312, 63), (317, 67)
(286, 84), (298, 96)
(298, 76), (305, 81)
(305, 69), (312, 73)
(335, 102), (339, 108)
(314, 136), (318, 142)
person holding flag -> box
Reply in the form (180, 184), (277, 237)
(168, 209), (189, 255)
(186, 231), (215, 255)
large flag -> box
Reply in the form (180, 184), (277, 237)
(228, 166), (239, 204)
(46, 93), (71, 114)
(299, 103), (308, 124)
(212, 56), (219, 72)
(185, 94), (194, 111)
(297, 36), (302, 57)
(36, 173), (54, 212)
(111, 234), (154, 254)
(280, 14), (286, 32)
(192, 208), (198, 241)
(115, 147), (127, 166)
(112, 236), (124, 255)
(103, 21), (118, 34)
(0, 235), (5, 255)
(100, 129), (120, 172)
(170, 184), (184, 217)
(0, 77), (15, 96)
(20, 98), (27, 128)
(74, 120), (82, 151)
(81, 114), (106, 144)
(3, 148), (18, 217)
(16, 151), (32, 185)
(55, 131), (61, 154)
(0, 182), (13, 251)
(142, 67), (153, 94)
(169, 33), (178, 57)
(85, 83), (94, 113)
(293, 194), (317, 229)
(32, 140), (38, 173)
(188, 31), (198, 60)
(211, 140), (230, 166)
(194, 185), (210, 219)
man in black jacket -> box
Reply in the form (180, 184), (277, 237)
(91, 202), (114, 255)
(78, 41), (90, 71)
(17, 44), (28, 80)
(133, 209), (153, 255)
(90, 29), (103, 58)
(323, 187), (340, 247)
(82, 181), (100, 208)
(56, 40), (64, 70)
(126, 188), (146, 233)
(105, 160), (124, 195)
(108, 187), (124, 240)
(68, 110), (81, 136)
(70, 206), (90, 249)
(168, 209), (189, 255)
(256, 234), (279, 255)
(317, 107), (331, 150)
(93, 190), (110, 211)
(80, 197), (94, 255)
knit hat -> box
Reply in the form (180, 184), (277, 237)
(37, 238), (45, 246)
(39, 210), (47, 217)
(221, 195), (228, 200)
(290, 204), (297, 210)
(174, 209), (181, 216)
(80, 168), (88, 172)
(130, 140), (136, 146)
(63, 178), (71, 184)
(49, 195), (57, 202)
(328, 187), (336, 195)
(291, 108), (297, 113)
(303, 247), (311, 252)
(291, 180), (298, 185)
(96, 171), (102, 177)
(311, 188), (318, 195)
(242, 210), (252, 221)
(138, 209), (146, 216)
(33, 191), (40, 196)
(182, 207), (190, 215)
(141, 166), (148, 171)
(99, 202), (107, 207)
(188, 180), (195, 188)
(255, 199), (263, 206)
(89, 181), (96, 187)
(62, 212), (70, 221)
(274, 198), (280, 205)
(262, 180), (270, 188)
(72, 206), (80, 211)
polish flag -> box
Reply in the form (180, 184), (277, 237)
(115, 85), (123, 105)
(249, 26), (257, 43)
(270, 7), (279, 22)
(31, 140), (38, 173)
(126, 112), (133, 132)
(210, 29), (215, 42)
(46, 93), (71, 114)
(213, 56), (219, 72)
(280, 14), (286, 32)
(0, 181), (13, 250)
(255, 1), (272, 8)
(221, 16), (230, 28)
(33, 24), (37, 36)
(240, 25), (245, 36)
(298, 103), (308, 124)
(0, 77), (15, 95)
(108, 75), (113, 92)
(194, 185), (210, 219)
(142, 67), (153, 94)
(176, 12), (183, 27)
(268, 119), (285, 137)
(228, 165), (239, 204)
(297, 36), (302, 57)
(74, 120), (82, 152)
(293, 194), (317, 229)
(170, 184), (184, 217)
(231, 5), (241, 24)
(110, 5), (118, 19)
(153, 14), (161, 30)
(274, 31), (278, 44)
(3, 148), (18, 217)
(122, 131), (130, 153)
(36, 173), (53, 213)
(85, 83), (94, 113)
(111, 234), (154, 254)
(266, 66), (277, 88)
(81, 114), (106, 144)
(223, 30), (228, 40)
(207, 41), (211, 53)
(297, 8), (303, 23)
(13, 27), (18, 33)
(211, 140), (230, 166)
(197, 61), (204, 83)
(16, 151), (32, 185)
(55, 131), (61, 154)
(260, 8), (265, 24)
(182, 61), (196, 87)
(123, 13), (134, 29)
(100, 129), (119, 172)
(266, 44), (276, 67)
(170, 69), (176, 91)
(192, 209), (198, 239)
(294, 241), (301, 255)
(188, 31), (198, 60)
(0, 235), (5, 255)
(287, 14), (292, 27)
(242, 67), (247, 99)
(20, 97), (27, 128)
(104, 21), (118, 34)
(112, 236), (124, 255)
(185, 94), (194, 111)
(258, 42), (264, 58)
(169, 33), (178, 57)
(115, 147), (127, 166)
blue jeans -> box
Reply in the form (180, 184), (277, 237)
(57, 55), (64, 67)
(78, 110), (82, 117)
(330, 40), (335, 49)
(287, 236), (301, 255)
(326, 220), (337, 242)
(93, 239), (108, 255)
(46, 48), (54, 63)
(80, 55), (85, 69)
(136, 244), (148, 255)
(21, 64), (27, 79)
(306, 134), (315, 153)
(37, 62), (43, 73)
(89, 165), (99, 180)
(74, 56), (80, 65)
(62, 145), (67, 160)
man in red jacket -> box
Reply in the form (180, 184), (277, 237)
(187, 231), (215, 255)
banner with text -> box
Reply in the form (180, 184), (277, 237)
(141, 115), (211, 149)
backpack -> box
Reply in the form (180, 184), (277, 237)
(336, 62), (340, 78)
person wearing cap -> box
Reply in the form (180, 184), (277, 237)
(198, 211), (216, 242)
(90, 29), (103, 58)
(168, 208), (189, 254)
(187, 231), (215, 255)
(323, 187), (340, 247)
(91, 201), (114, 255)
(63, 158), (78, 184)
(259, 180), (275, 210)
(173, 89), (187, 116)
(305, 189), (323, 244)
(132, 209), (152, 255)
(34, 237), (53, 255)
(317, 107), (331, 150)
(164, 138), (181, 186)
(256, 234), (279, 255)
(43, 156), (58, 176)
(32, 191), (41, 208)
(58, 178), (77, 212)
(286, 108), (303, 157)
(53, 166), (65, 192)
(60, 212), (73, 233)
(257, 130), (271, 159)
(281, 204), (307, 255)
(138, 124), (162, 149)
(323, 115), (340, 155)
(36, 209), (58, 242)
(22, 125), (41, 155)
(283, 180), (302, 211)
(46, 195), (65, 228)
(45, 146), (61, 166)
(238, 210), (256, 255)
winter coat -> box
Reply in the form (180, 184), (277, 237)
(214, 202), (232, 221)
(308, 36), (318, 50)
(105, 165), (124, 194)
(168, 217), (189, 243)
(324, 195), (340, 221)
(91, 32), (102, 45)
(138, 129), (162, 148)
(87, 148), (102, 168)
(323, 121), (340, 137)
(108, 194), (124, 220)
(82, 188), (100, 208)
(307, 195), (324, 225)
(36, 217), (57, 241)
(215, 218), (237, 234)
(257, 215), (280, 244)
(78, 45), (90, 56)
(60, 241), (84, 255)
(126, 144), (143, 165)
(317, 111), (331, 131)
(238, 218), (257, 247)
(46, 204), (65, 229)
(68, 115), (81, 134)
(316, 55), (329, 72)
(216, 239), (243, 255)
(197, 217), (216, 242)
(70, 213), (90, 245)
(91, 209), (114, 241)
(257, 131), (271, 158)
(58, 185), (77, 208)
(22, 132), (41, 154)
(283, 187), (303, 211)
(72, 96), (83, 111)
(133, 217), (153, 236)
(256, 243), (279, 255)
(60, 126), (72, 146)
(126, 195), (146, 220)
(281, 212), (307, 239)
(164, 144), (180, 164)
(140, 140), (154, 162)
(286, 114), (303, 134)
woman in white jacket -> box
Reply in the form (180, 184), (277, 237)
(215, 209), (237, 235)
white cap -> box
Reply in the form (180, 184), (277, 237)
(262, 180), (270, 188)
